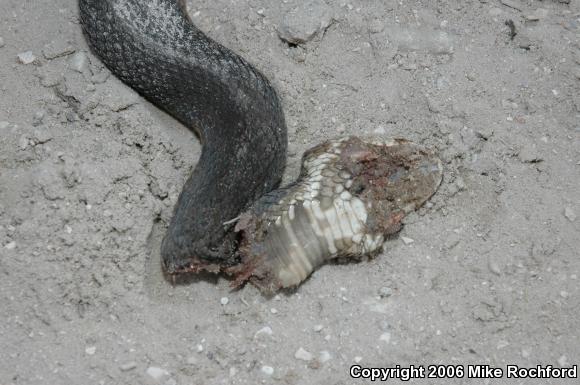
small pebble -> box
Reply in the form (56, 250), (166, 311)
(85, 346), (96, 355)
(313, 324), (324, 332)
(261, 365), (274, 375)
(220, 297), (229, 305)
(17, 51), (36, 64)
(560, 291), (569, 299)
(319, 351), (332, 363)
(374, 126), (386, 135)
(521, 348), (531, 358)
(69, 51), (89, 73)
(196, 344), (204, 353)
(4, 241), (16, 250)
(255, 326), (273, 337)
(378, 287), (393, 298)
(401, 236), (414, 245)
(277, 1), (333, 44)
(0, 37), (5, 48)
(119, 362), (137, 371)
(294, 347), (313, 361)
(564, 207), (576, 222)
(18, 135), (29, 150)
(354, 356), (363, 363)
(270, 308), (278, 314)
(0, 121), (10, 130)
(146, 366), (169, 381)
(379, 332), (391, 343)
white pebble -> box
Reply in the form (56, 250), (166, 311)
(146, 366), (169, 381)
(401, 236), (414, 245)
(261, 365), (274, 375)
(319, 351), (332, 363)
(220, 297), (229, 305)
(270, 308), (278, 314)
(354, 356), (363, 363)
(4, 241), (16, 250)
(0, 37), (4, 48)
(378, 287), (393, 298)
(379, 332), (391, 343)
(119, 362), (137, 371)
(85, 346), (96, 355)
(254, 326), (273, 337)
(313, 324), (324, 332)
(17, 51), (36, 64)
(294, 347), (313, 361)
(196, 344), (204, 353)
(69, 51), (89, 73)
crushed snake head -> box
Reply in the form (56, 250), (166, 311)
(229, 136), (443, 293)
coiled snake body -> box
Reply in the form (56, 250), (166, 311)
(79, 0), (442, 292)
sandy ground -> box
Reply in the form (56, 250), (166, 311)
(1, 0), (579, 384)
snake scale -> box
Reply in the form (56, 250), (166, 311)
(79, 0), (443, 293)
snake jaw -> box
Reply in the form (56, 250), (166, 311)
(230, 136), (443, 293)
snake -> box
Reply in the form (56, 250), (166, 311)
(79, 0), (443, 293)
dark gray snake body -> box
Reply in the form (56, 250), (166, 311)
(79, 0), (443, 292)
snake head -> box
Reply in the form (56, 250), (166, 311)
(230, 136), (443, 293)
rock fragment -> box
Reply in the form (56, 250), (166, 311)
(518, 144), (542, 163)
(255, 326), (273, 337)
(319, 351), (332, 363)
(146, 366), (170, 381)
(378, 286), (393, 298)
(277, 0), (333, 45)
(0, 37), (5, 48)
(261, 365), (274, 375)
(119, 362), (137, 371)
(294, 347), (313, 361)
(69, 51), (90, 73)
(379, 332), (391, 343)
(564, 207), (576, 222)
(17, 51), (36, 64)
